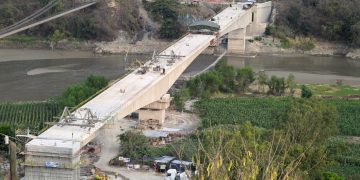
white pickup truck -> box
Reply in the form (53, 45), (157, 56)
(165, 169), (189, 180)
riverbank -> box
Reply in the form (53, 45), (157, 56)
(2, 34), (360, 61)
(246, 36), (360, 60)
(0, 49), (95, 62)
(0, 31), (170, 55)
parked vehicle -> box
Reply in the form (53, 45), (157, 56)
(165, 169), (188, 180)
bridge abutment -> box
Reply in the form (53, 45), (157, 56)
(225, 1), (273, 54)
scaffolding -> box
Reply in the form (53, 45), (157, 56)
(46, 107), (103, 128)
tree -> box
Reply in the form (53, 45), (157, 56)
(284, 98), (338, 145)
(147, 0), (184, 39)
(118, 131), (149, 160)
(257, 71), (268, 93)
(194, 122), (313, 179)
(85, 75), (108, 90)
(351, 22), (360, 46)
(49, 29), (65, 50)
(58, 75), (108, 107)
(263, 74), (296, 96)
(201, 71), (223, 94)
(173, 88), (190, 111)
(301, 85), (312, 98)
(266, 75), (286, 95)
(265, 25), (275, 36)
(286, 74), (296, 95)
(187, 77), (205, 98)
(216, 60), (236, 92)
(159, 18), (182, 39)
(236, 66), (255, 92)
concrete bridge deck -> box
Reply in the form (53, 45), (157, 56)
(24, 2), (272, 179)
(27, 34), (215, 152)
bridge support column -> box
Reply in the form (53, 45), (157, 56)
(138, 94), (171, 129)
(228, 28), (246, 54)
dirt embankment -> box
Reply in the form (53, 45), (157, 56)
(246, 37), (360, 60)
(94, 31), (170, 54)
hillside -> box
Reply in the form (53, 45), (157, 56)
(0, 0), (143, 41)
(274, 0), (360, 47)
(0, 0), (217, 42)
(2, 0), (359, 52)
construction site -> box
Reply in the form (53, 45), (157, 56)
(0, 0), (273, 179)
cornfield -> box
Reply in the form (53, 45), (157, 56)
(195, 98), (360, 136)
(0, 101), (61, 131)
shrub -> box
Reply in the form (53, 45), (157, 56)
(254, 36), (262, 41)
(280, 38), (292, 49)
(266, 75), (286, 95)
(322, 172), (345, 180)
(117, 131), (149, 160)
(301, 85), (313, 98)
(173, 88), (190, 111)
(187, 60), (255, 97)
(265, 25), (275, 36)
(0, 125), (15, 151)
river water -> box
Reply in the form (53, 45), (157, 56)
(0, 49), (359, 102)
(224, 54), (360, 85)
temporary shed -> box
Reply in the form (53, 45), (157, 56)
(169, 160), (194, 173)
(154, 156), (176, 173)
(189, 20), (220, 32)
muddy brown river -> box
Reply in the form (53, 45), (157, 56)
(0, 49), (359, 102)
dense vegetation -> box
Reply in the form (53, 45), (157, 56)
(195, 98), (360, 136)
(0, 0), (213, 42)
(57, 75), (108, 107)
(173, 60), (295, 110)
(121, 98), (356, 179)
(0, 0), (142, 41)
(143, 0), (191, 39)
(0, 125), (15, 151)
(187, 60), (256, 97)
(192, 98), (360, 179)
(274, 0), (360, 46)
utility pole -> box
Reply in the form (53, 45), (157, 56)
(9, 140), (17, 180)
(3, 134), (18, 180)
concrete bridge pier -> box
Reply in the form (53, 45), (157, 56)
(228, 28), (246, 54)
(138, 94), (171, 129)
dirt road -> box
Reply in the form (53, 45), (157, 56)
(93, 118), (163, 180)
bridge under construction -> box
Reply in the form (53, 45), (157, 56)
(23, 2), (272, 179)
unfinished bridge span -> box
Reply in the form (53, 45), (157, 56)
(24, 1), (272, 179)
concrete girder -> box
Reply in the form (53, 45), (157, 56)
(114, 36), (213, 120)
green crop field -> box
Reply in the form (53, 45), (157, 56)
(195, 98), (360, 136)
(195, 98), (289, 129)
(0, 102), (61, 131)
(305, 84), (360, 96)
(326, 137), (360, 179)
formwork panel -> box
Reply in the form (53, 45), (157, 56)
(25, 166), (80, 180)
